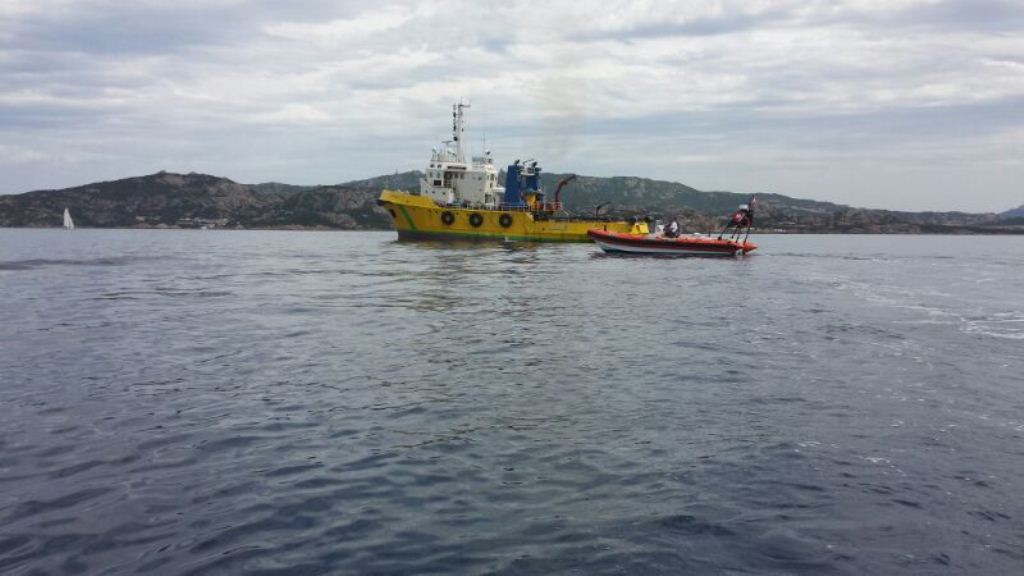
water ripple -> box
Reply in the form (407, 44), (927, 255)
(0, 230), (1022, 574)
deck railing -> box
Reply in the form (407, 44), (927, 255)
(496, 202), (563, 212)
(431, 200), (565, 213)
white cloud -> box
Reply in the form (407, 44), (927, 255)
(0, 143), (48, 164)
(259, 103), (331, 124)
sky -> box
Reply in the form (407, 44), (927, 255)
(1, 0), (1022, 212)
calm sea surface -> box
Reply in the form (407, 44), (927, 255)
(1, 230), (1023, 575)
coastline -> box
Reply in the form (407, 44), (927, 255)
(3, 225), (1023, 235)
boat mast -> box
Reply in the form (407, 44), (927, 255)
(452, 101), (469, 163)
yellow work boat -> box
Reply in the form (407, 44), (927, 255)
(378, 103), (641, 242)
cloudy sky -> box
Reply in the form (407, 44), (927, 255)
(1, 0), (1022, 211)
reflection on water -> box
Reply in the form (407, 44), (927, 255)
(1, 230), (1023, 574)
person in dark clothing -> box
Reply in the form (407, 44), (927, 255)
(665, 219), (680, 238)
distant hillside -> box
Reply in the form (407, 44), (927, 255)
(1001, 204), (1024, 220)
(533, 172), (1008, 234)
(536, 172), (836, 226)
(249, 182), (313, 197)
(0, 172), (391, 230)
(0, 170), (1018, 233)
(342, 171), (423, 191)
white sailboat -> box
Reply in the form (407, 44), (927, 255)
(63, 207), (75, 230)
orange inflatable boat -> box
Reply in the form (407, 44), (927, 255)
(587, 229), (757, 256)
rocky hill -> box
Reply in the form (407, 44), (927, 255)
(0, 170), (1019, 233)
(0, 172), (391, 230)
(533, 172), (1012, 234)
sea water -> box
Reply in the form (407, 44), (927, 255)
(1, 230), (1022, 574)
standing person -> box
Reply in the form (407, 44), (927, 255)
(731, 204), (750, 238)
(739, 198), (757, 241)
(719, 198), (755, 240)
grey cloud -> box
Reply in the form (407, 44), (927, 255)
(574, 0), (1024, 43)
(559, 97), (1024, 145)
(0, 1), (362, 55)
(0, 50), (140, 94)
(792, 0), (1024, 32)
(880, 0), (1024, 31)
(0, 103), (111, 130)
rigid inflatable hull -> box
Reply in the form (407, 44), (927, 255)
(588, 230), (756, 256)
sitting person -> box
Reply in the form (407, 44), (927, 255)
(664, 219), (680, 238)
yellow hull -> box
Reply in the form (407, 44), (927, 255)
(378, 189), (639, 242)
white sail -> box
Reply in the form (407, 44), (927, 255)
(63, 208), (75, 230)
